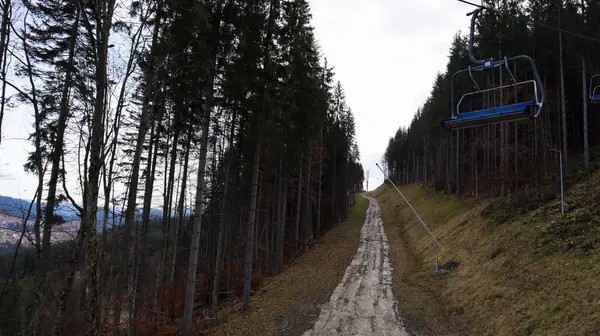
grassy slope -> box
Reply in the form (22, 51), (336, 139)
(372, 175), (600, 336)
(210, 195), (368, 336)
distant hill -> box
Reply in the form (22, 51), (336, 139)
(0, 195), (45, 219)
(0, 195), (99, 222)
(0, 195), (180, 231)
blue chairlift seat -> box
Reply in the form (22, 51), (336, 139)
(444, 101), (536, 130)
(446, 8), (544, 132)
(590, 95), (600, 104)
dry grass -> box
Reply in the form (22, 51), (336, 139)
(372, 178), (600, 336)
(209, 195), (369, 336)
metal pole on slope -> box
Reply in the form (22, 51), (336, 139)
(375, 163), (447, 273)
(549, 149), (564, 215)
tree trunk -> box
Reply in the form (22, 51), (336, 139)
(304, 148), (313, 242)
(180, 32), (218, 335)
(52, 225), (87, 336)
(447, 132), (452, 193)
(455, 130), (460, 195)
(17, 25), (44, 259)
(121, 8), (162, 227)
(161, 128), (179, 285)
(42, 7), (80, 270)
(98, 21), (141, 317)
(501, 124), (505, 195)
(121, 4), (163, 325)
(316, 128), (323, 241)
(101, 15), (144, 246)
(515, 122), (518, 190)
(294, 155), (303, 253)
(171, 132), (191, 283)
(127, 108), (161, 324)
(52, 2), (117, 334)
(164, 129), (178, 236)
(331, 145), (336, 224)
(558, 0), (568, 174)
(275, 165), (287, 274)
(582, 56), (589, 169)
(81, 2), (116, 332)
(242, 142), (261, 311)
(212, 110), (237, 308)
(0, 0), (11, 146)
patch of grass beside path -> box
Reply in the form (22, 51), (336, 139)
(209, 194), (368, 336)
(371, 185), (466, 336)
(372, 179), (600, 336)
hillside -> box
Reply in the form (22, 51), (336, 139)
(371, 173), (600, 335)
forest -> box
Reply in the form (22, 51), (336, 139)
(384, 0), (600, 197)
(0, 0), (364, 335)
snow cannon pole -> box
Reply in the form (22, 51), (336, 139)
(375, 164), (447, 273)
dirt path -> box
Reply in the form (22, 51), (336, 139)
(302, 196), (409, 336)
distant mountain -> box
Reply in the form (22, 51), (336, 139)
(0, 196), (193, 254)
(0, 195), (189, 231)
(0, 195), (99, 222)
(0, 195), (40, 219)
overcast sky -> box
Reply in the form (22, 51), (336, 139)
(308, 0), (468, 190)
(0, 0), (470, 200)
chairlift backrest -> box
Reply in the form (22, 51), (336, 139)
(589, 74), (600, 103)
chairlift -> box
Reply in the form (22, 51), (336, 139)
(589, 74), (600, 103)
(443, 8), (545, 130)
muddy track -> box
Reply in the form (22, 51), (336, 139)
(303, 196), (409, 336)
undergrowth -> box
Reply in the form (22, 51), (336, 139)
(533, 169), (600, 256)
(482, 184), (559, 225)
(536, 214), (600, 255)
(481, 167), (600, 256)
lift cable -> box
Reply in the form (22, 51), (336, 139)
(456, 0), (600, 44)
(375, 163), (447, 273)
